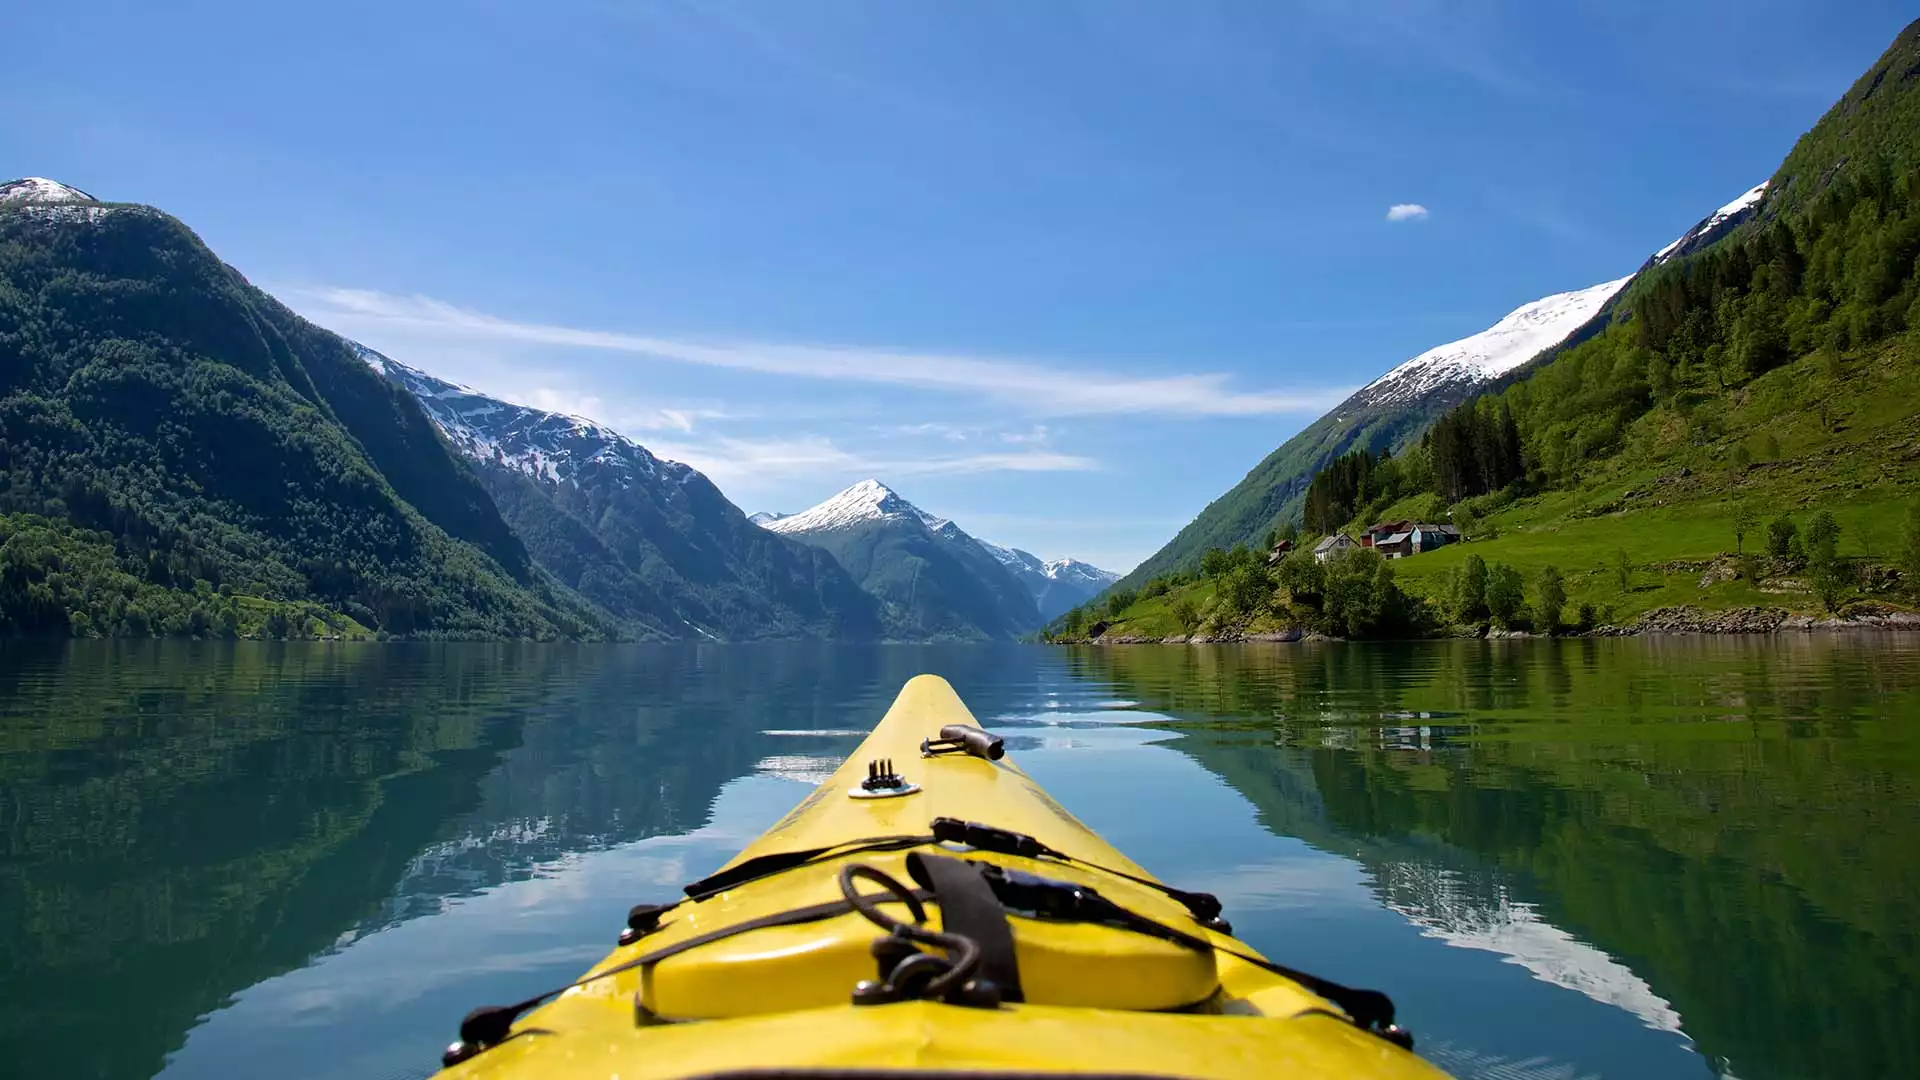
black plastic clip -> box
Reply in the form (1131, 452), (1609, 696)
(618, 902), (672, 946)
(930, 816), (1057, 859)
(919, 723), (1005, 760)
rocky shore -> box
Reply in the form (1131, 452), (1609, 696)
(1593, 604), (1920, 636)
(1089, 628), (1336, 645)
(1058, 603), (1920, 645)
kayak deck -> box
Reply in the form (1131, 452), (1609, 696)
(435, 675), (1448, 1080)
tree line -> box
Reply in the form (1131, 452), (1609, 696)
(1302, 445), (1437, 535)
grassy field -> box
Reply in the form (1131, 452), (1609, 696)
(1077, 330), (1920, 638)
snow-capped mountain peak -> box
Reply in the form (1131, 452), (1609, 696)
(353, 342), (697, 489)
(1358, 277), (1633, 408)
(761, 479), (930, 534)
(0, 177), (97, 204)
(754, 480), (1116, 621)
(1042, 557), (1121, 589)
(760, 487), (1115, 585)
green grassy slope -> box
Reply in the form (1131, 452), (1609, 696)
(1072, 324), (1919, 642)
(1383, 330), (1920, 624)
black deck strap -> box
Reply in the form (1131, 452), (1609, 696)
(1140, 921), (1401, 1043)
(1089, 906), (1398, 1039)
(905, 852), (1025, 1003)
(448, 890), (931, 1064)
(682, 833), (934, 901)
(928, 817), (1222, 923)
(926, 843), (1399, 1046)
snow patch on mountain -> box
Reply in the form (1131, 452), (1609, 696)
(0, 177), (96, 203)
(0, 176), (121, 223)
(1358, 277), (1633, 408)
(1042, 557), (1121, 589)
(979, 539), (1118, 588)
(354, 342), (697, 489)
(747, 511), (788, 527)
(1352, 181), (1768, 413)
(1654, 181), (1769, 263)
(978, 538), (1046, 577)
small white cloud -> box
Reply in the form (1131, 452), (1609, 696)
(1386, 203), (1431, 222)
(527, 387), (604, 419)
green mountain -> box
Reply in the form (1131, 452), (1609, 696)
(1114, 276), (1644, 591)
(761, 479), (1042, 640)
(1359, 15), (1920, 625)
(1107, 16), (1920, 620)
(360, 348), (886, 640)
(0, 180), (610, 639)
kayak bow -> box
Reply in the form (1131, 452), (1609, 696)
(434, 674), (1448, 1080)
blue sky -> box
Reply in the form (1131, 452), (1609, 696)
(4, 1), (1910, 572)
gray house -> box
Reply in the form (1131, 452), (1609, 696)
(1312, 533), (1360, 563)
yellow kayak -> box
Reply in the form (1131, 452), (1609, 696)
(433, 675), (1449, 1079)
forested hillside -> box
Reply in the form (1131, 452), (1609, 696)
(0, 194), (611, 639)
(1060, 17), (1920, 642)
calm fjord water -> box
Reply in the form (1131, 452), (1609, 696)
(2, 637), (1917, 1080)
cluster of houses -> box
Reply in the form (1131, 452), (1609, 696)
(1269, 519), (1462, 564)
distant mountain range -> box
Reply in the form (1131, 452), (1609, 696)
(974, 540), (1121, 621)
(359, 353), (1118, 639)
(356, 348), (886, 640)
(1114, 179), (1771, 591)
(756, 480), (1117, 637)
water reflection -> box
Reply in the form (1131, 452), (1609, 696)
(1074, 635), (1920, 1080)
(0, 641), (1070, 1079)
(5, 636), (1917, 1080)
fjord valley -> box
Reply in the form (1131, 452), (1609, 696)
(7, 5), (1920, 1080)
(0, 185), (1111, 643)
(1067, 18), (1920, 645)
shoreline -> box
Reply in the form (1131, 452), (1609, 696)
(1053, 604), (1920, 645)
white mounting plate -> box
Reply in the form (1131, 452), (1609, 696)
(847, 782), (922, 799)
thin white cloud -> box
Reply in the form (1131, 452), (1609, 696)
(887, 421), (976, 441)
(641, 434), (1096, 490)
(1386, 203), (1431, 222)
(291, 287), (1347, 418)
(629, 406), (738, 434)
